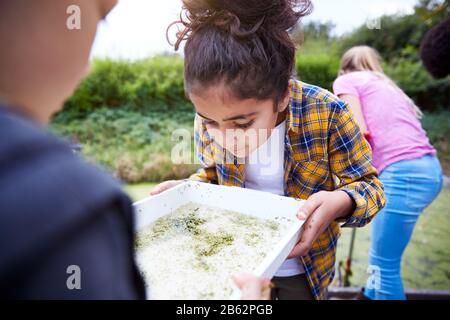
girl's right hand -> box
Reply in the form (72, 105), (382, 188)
(149, 180), (184, 196)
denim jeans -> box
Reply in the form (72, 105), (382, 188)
(364, 155), (443, 300)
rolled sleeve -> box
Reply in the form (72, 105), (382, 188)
(328, 100), (385, 228)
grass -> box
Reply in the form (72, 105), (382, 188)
(125, 183), (450, 290)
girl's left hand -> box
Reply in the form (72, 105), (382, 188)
(288, 190), (355, 258)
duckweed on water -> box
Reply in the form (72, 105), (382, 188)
(195, 231), (234, 257)
(135, 207), (207, 250)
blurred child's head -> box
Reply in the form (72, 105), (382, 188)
(420, 18), (450, 79)
(0, 0), (117, 124)
(338, 45), (384, 76)
(171, 0), (312, 157)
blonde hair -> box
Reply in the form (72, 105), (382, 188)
(338, 45), (422, 118)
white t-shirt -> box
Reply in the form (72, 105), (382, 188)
(244, 120), (305, 277)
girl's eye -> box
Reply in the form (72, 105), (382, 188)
(234, 120), (255, 129)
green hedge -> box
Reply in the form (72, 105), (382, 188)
(59, 53), (448, 117)
(61, 53), (342, 116)
(421, 110), (450, 164)
(295, 53), (340, 91)
(62, 55), (191, 116)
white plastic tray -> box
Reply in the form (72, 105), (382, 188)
(133, 181), (305, 299)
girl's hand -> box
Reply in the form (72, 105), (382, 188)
(233, 273), (271, 300)
(149, 180), (184, 196)
(288, 190), (355, 258)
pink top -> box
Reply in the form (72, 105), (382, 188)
(333, 71), (436, 173)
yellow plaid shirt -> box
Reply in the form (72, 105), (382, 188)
(189, 79), (385, 300)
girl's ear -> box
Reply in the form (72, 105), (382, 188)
(277, 81), (293, 112)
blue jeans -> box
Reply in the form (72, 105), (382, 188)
(364, 155), (443, 300)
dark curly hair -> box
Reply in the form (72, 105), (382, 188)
(420, 18), (450, 79)
(167, 0), (313, 106)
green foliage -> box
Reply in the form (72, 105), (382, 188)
(385, 60), (450, 111)
(303, 21), (336, 40)
(290, 21), (337, 47)
(52, 55), (201, 184)
(339, 14), (425, 62)
(421, 110), (450, 166)
(63, 55), (189, 115)
(51, 108), (199, 183)
(294, 30), (340, 92)
(295, 52), (340, 91)
(338, 0), (449, 62)
(415, 0), (450, 28)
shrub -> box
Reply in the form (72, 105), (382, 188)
(338, 14), (425, 62)
(422, 110), (450, 157)
(385, 60), (450, 111)
(62, 55), (189, 116)
(295, 53), (340, 91)
(51, 108), (200, 183)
